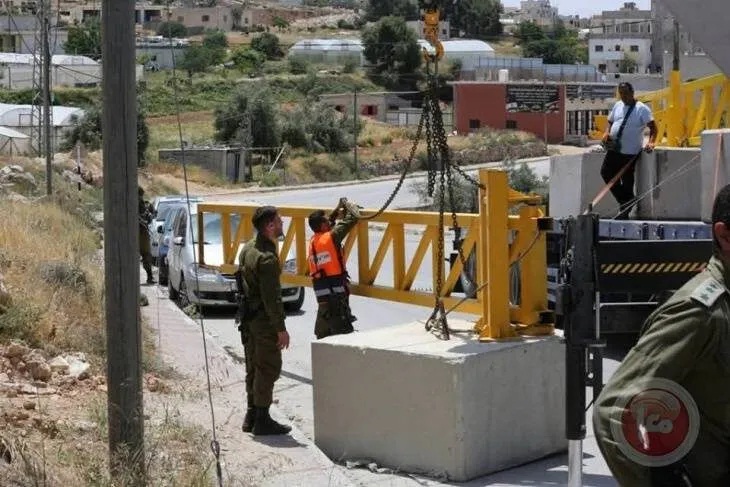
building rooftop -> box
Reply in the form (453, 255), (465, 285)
(0, 52), (98, 65)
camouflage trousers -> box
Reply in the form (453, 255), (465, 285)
(314, 293), (354, 340)
(243, 330), (282, 407)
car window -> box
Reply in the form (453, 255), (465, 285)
(164, 209), (179, 232)
(174, 211), (187, 238)
(191, 213), (241, 245)
(156, 201), (180, 221)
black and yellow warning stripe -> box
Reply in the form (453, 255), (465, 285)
(600, 262), (706, 274)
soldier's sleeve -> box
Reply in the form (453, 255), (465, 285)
(331, 201), (360, 245)
(257, 253), (286, 332)
(593, 290), (722, 486)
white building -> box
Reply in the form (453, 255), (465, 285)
(288, 39), (363, 66)
(419, 39), (495, 71)
(0, 103), (85, 154)
(0, 53), (101, 88)
(588, 2), (653, 74)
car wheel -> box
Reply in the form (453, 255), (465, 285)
(177, 275), (191, 309)
(168, 274), (179, 301)
(159, 261), (169, 286)
(284, 287), (305, 312)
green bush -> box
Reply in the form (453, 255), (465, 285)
(260, 171), (282, 187)
(280, 102), (353, 153)
(0, 303), (43, 347)
(288, 56), (309, 75)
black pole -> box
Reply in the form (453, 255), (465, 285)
(557, 213), (599, 487)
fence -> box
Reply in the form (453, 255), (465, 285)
(196, 169), (554, 340)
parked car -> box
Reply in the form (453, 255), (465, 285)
(156, 206), (183, 286)
(148, 195), (202, 263)
(166, 203), (305, 311)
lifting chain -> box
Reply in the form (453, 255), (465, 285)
(352, 59), (488, 340)
(419, 63), (485, 340)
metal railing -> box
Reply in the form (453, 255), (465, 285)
(591, 72), (730, 147)
(196, 169), (554, 341)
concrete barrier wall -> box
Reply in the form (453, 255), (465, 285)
(701, 129), (730, 222)
(312, 323), (566, 481)
(550, 148), (702, 220)
(636, 148), (701, 221)
(549, 152), (615, 218)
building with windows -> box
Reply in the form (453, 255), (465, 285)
(451, 80), (617, 145)
(518, 0), (558, 28)
(588, 2), (653, 74)
(650, 0), (705, 73)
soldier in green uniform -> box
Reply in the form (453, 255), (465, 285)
(237, 205), (292, 436)
(307, 198), (360, 340)
(593, 184), (730, 486)
(138, 187), (155, 284)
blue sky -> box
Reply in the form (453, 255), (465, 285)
(502, 0), (650, 18)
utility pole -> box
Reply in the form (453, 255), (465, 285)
(103, 0), (145, 483)
(40, 0), (52, 196)
(672, 19), (680, 71)
(353, 88), (359, 179)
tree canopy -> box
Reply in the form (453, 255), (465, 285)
(361, 16), (421, 90)
(516, 21), (588, 64)
(64, 19), (101, 60)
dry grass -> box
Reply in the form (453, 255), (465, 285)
(146, 112), (217, 165)
(0, 198), (104, 352)
(0, 394), (215, 486)
(144, 110), (240, 193)
(491, 38), (524, 57)
(0, 162), (220, 486)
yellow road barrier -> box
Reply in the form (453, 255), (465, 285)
(197, 169), (554, 341)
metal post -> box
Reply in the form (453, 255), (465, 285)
(75, 142), (82, 191)
(561, 213), (599, 487)
(41, 0), (52, 196)
(477, 169), (514, 340)
(353, 88), (359, 179)
(672, 19), (680, 72)
(102, 0), (145, 483)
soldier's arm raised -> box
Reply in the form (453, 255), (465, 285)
(257, 254), (286, 332)
(331, 201), (360, 246)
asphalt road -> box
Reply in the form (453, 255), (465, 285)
(158, 156), (630, 486)
(208, 158), (551, 210)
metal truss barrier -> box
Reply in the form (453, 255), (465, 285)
(592, 73), (730, 147)
(196, 169), (555, 341)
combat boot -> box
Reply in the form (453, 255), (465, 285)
(252, 407), (291, 436)
(242, 396), (255, 433)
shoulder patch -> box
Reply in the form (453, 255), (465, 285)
(690, 278), (727, 307)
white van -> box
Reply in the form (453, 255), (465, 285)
(166, 203), (305, 311)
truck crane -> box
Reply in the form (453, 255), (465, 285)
(556, 1), (730, 485)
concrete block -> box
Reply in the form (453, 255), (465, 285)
(312, 322), (566, 482)
(549, 152), (615, 218)
(701, 129), (730, 222)
(635, 148), (701, 221)
(550, 149), (702, 221)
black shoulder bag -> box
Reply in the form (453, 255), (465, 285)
(604, 102), (636, 153)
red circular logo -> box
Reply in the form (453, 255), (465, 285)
(610, 378), (699, 467)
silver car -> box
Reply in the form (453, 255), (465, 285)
(149, 195), (202, 262)
(166, 203), (305, 311)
